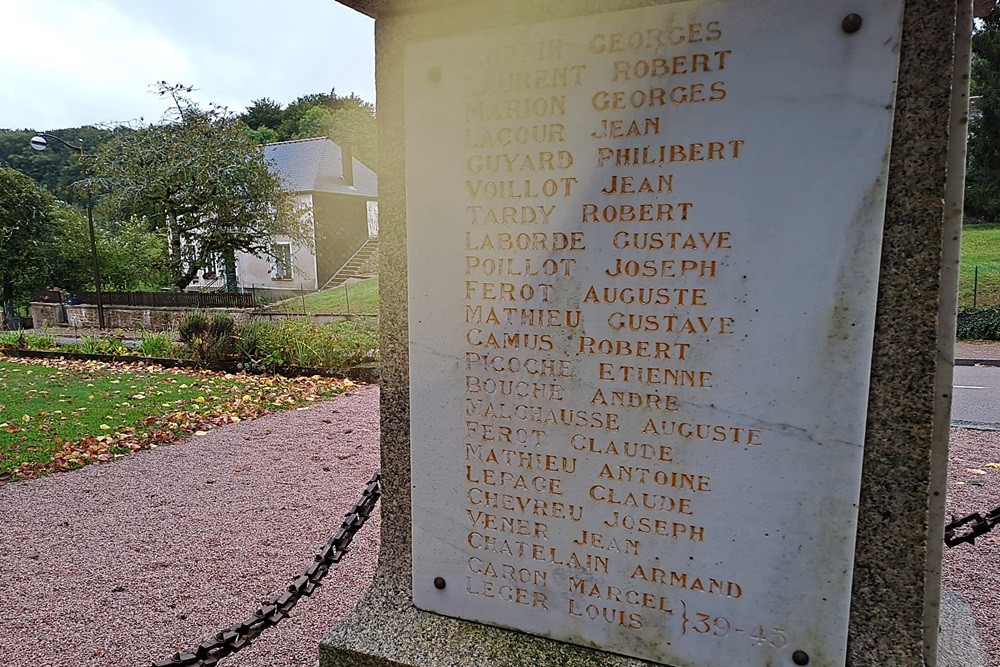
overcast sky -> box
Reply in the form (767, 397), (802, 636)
(0, 0), (375, 131)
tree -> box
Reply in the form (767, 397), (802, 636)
(294, 99), (377, 169)
(44, 206), (170, 293)
(0, 167), (58, 306)
(0, 126), (115, 205)
(91, 83), (309, 291)
(242, 97), (284, 132)
(967, 8), (1000, 220)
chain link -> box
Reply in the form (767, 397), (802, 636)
(152, 471), (381, 667)
(945, 504), (1000, 548)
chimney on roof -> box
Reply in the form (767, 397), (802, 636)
(341, 141), (354, 187)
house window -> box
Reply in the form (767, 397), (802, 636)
(273, 243), (292, 280)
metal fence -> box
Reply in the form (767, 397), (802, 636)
(75, 291), (256, 309)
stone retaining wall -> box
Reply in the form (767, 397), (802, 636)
(29, 302), (253, 331)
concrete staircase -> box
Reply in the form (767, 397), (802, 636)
(325, 237), (379, 289)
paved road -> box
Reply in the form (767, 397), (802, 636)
(952, 364), (1000, 429)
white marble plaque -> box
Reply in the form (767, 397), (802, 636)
(406, 2), (903, 665)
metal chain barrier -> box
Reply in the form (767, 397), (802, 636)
(945, 504), (1000, 548)
(153, 471), (381, 667)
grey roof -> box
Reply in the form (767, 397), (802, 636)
(264, 137), (377, 198)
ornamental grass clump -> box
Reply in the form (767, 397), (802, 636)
(137, 331), (173, 358)
(0, 331), (58, 350)
(233, 317), (377, 370)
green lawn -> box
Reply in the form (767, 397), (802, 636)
(0, 358), (351, 478)
(960, 224), (1000, 309)
(266, 278), (379, 315)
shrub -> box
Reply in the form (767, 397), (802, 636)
(957, 306), (1000, 340)
(178, 310), (235, 362)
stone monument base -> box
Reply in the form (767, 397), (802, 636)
(321, 579), (985, 667)
(321, 574), (651, 667)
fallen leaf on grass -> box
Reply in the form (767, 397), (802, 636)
(4, 358), (353, 480)
(985, 462), (1000, 470)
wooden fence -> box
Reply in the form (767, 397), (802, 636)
(75, 291), (256, 309)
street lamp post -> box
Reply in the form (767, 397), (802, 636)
(30, 133), (105, 330)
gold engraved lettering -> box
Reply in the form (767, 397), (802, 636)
(590, 117), (660, 139)
(641, 419), (762, 446)
(467, 64), (586, 96)
(611, 51), (732, 80)
(596, 462), (711, 492)
(466, 123), (566, 149)
(467, 205), (557, 225)
(607, 312), (735, 335)
(466, 492), (584, 522)
(465, 466), (564, 495)
(464, 353), (573, 378)
(591, 83), (726, 111)
(465, 230), (585, 251)
(466, 256), (577, 278)
(465, 329), (555, 351)
(596, 139), (744, 167)
(589, 388), (679, 412)
(612, 231), (732, 251)
(571, 529), (640, 556)
(605, 258), (718, 279)
(588, 22), (723, 54)
(580, 202), (693, 223)
(469, 39), (564, 67)
(465, 532), (607, 572)
(630, 564), (743, 598)
(583, 285), (707, 307)
(468, 556), (548, 587)
(602, 511), (705, 541)
(465, 95), (566, 122)
(466, 576), (550, 609)
(467, 152), (574, 174)
(466, 176), (578, 200)
(569, 435), (675, 463)
(465, 401), (621, 430)
(569, 577), (675, 615)
(465, 444), (577, 474)
(464, 306), (581, 328)
(464, 280), (554, 303)
(591, 485), (694, 516)
(568, 598), (644, 629)
(598, 363), (714, 388)
(601, 173), (672, 195)
(579, 336), (691, 360)
(465, 377), (563, 400)
(465, 420), (546, 446)
(466, 509), (550, 538)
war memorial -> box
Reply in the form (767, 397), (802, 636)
(321, 1), (970, 665)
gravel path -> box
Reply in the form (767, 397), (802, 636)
(943, 427), (1000, 666)
(955, 340), (1000, 361)
(0, 385), (380, 667)
(2, 384), (997, 666)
